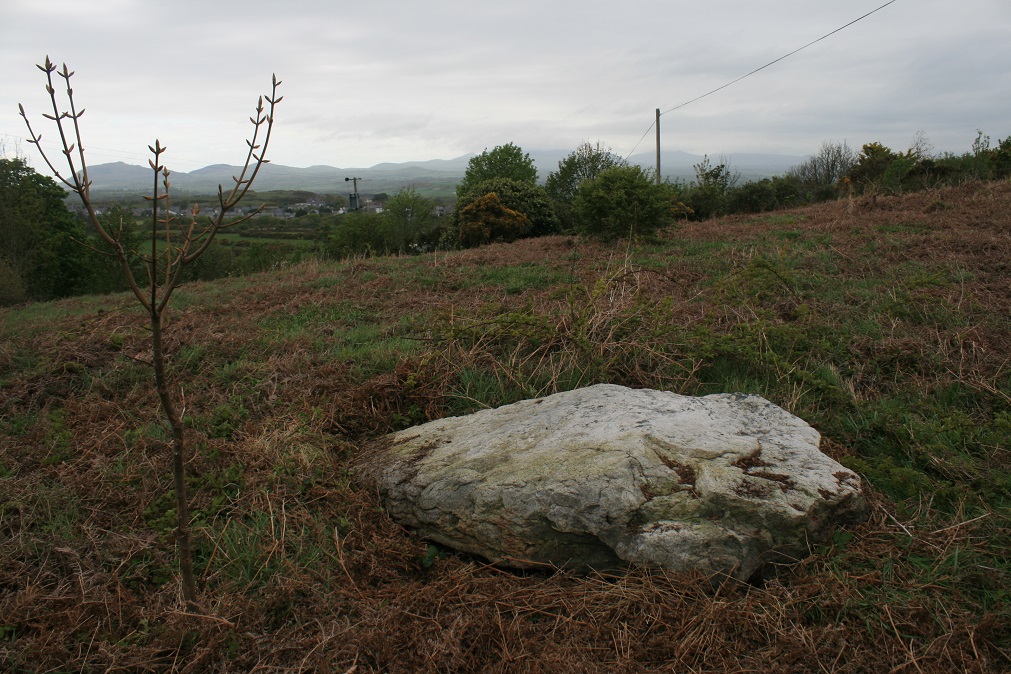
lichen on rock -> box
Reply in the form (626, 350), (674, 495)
(359, 384), (868, 579)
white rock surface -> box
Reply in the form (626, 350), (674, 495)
(362, 384), (867, 579)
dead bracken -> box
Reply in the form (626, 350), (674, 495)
(1, 180), (1008, 672)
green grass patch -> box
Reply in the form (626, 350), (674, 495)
(260, 301), (369, 341)
(747, 213), (806, 226)
(470, 263), (569, 295)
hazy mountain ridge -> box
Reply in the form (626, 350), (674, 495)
(83, 150), (809, 196)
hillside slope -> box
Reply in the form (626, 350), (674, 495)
(1, 181), (1009, 672)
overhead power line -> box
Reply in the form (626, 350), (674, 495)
(625, 0), (900, 159)
(661, 0), (899, 116)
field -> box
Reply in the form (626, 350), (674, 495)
(1, 181), (1009, 672)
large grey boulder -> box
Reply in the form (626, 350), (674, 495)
(361, 384), (867, 579)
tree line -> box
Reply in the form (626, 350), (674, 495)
(321, 131), (1011, 253)
(3, 130), (1010, 305)
(0, 157), (310, 307)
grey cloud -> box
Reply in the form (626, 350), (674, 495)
(4, 0), (1010, 170)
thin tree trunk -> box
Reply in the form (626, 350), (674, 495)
(150, 308), (196, 607)
(22, 63), (280, 611)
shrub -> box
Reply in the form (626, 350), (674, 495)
(457, 192), (533, 247)
(685, 156), (734, 220)
(545, 142), (626, 231)
(770, 175), (806, 207)
(725, 179), (779, 214)
(326, 211), (386, 257)
(455, 178), (558, 242)
(573, 165), (673, 240)
(846, 142), (919, 194)
(380, 187), (437, 253)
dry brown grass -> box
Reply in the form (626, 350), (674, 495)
(1, 181), (1009, 672)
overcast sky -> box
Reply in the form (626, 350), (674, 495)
(3, 0), (1009, 173)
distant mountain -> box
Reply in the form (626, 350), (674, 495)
(82, 159), (469, 198)
(627, 150), (807, 182)
(82, 150), (808, 197)
(367, 156), (475, 173)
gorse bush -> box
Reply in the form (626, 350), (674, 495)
(847, 142), (911, 193)
(455, 177), (558, 246)
(457, 192), (533, 247)
(840, 133), (1011, 198)
(450, 143), (557, 248)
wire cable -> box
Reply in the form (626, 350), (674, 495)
(625, 0), (899, 158)
(661, 0), (898, 116)
(625, 123), (657, 161)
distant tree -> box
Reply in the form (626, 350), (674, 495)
(769, 175), (806, 208)
(908, 130), (934, 160)
(573, 165), (673, 240)
(545, 141), (626, 205)
(372, 192), (390, 203)
(456, 143), (538, 199)
(381, 187), (435, 252)
(184, 239), (243, 280)
(21, 57), (281, 607)
(787, 141), (856, 200)
(725, 179), (779, 214)
(326, 211), (386, 258)
(545, 141), (626, 231)
(969, 131), (993, 180)
(686, 155), (735, 220)
(87, 203), (146, 293)
(0, 156), (90, 303)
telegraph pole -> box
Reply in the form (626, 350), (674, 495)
(655, 108), (662, 186)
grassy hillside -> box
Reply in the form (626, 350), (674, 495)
(1, 181), (1009, 672)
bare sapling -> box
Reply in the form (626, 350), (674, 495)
(20, 57), (282, 607)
